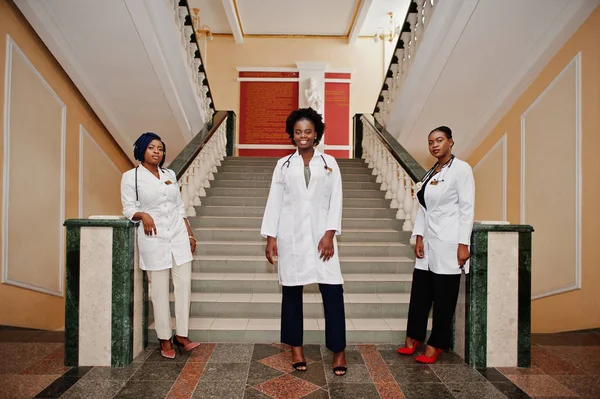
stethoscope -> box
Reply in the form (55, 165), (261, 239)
(278, 153), (330, 184)
(419, 155), (455, 186)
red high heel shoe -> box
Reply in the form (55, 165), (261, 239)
(415, 348), (443, 364)
(396, 340), (421, 355)
(159, 338), (175, 359)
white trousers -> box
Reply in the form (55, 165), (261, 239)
(149, 260), (192, 340)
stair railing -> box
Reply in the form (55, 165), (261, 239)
(358, 115), (426, 233)
(168, 111), (235, 217)
(170, 0), (215, 123)
(374, 0), (437, 126)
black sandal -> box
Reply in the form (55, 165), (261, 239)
(292, 362), (307, 371)
(333, 366), (347, 376)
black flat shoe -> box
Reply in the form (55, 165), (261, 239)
(333, 366), (347, 376)
(292, 362), (307, 371)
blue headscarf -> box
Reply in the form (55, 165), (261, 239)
(133, 132), (166, 167)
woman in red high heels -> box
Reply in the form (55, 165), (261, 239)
(396, 126), (475, 364)
(121, 132), (200, 359)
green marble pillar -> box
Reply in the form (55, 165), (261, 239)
(64, 219), (147, 368)
(459, 223), (533, 368)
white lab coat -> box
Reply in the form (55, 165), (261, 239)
(412, 158), (475, 275)
(121, 165), (193, 271)
(261, 149), (343, 286)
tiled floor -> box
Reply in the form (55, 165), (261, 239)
(1, 327), (599, 398)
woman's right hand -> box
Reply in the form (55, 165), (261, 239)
(414, 236), (425, 259)
(265, 236), (278, 265)
(141, 213), (157, 236)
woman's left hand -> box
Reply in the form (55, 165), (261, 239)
(457, 244), (470, 267)
(318, 231), (335, 262)
(189, 237), (196, 253)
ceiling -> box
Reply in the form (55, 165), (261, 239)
(15, 0), (208, 164)
(385, 0), (599, 165)
(189, 0), (412, 42)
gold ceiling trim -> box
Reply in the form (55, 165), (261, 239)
(231, 0), (362, 39)
(346, 0), (364, 38)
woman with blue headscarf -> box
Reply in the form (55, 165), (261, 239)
(121, 132), (199, 359)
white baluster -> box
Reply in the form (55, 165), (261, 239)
(396, 168), (406, 219)
(380, 152), (389, 191)
(402, 177), (414, 231)
(389, 162), (399, 207)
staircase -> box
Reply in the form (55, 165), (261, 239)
(150, 156), (422, 344)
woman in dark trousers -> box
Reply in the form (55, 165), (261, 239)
(261, 108), (347, 376)
(396, 126), (475, 364)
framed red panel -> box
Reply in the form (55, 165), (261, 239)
(239, 71), (299, 78)
(325, 72), (351, 80)
(323, 149), (350, 159)
(324, 82), (350, 146)
(239, 81), (299, 146)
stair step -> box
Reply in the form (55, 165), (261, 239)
(190, 216), (406, 230)
(209, 179), (383, 190)
(204, 187), (387, 199)
(194, 240), (412, 257)
(151, 292), (410, 318)
(200, 196), (391, 207)
(197, 206), (397, 218)
(215, 172), (376, 182)
(148, 317), (430, 344)
(187, 272), (412, 294)
(217, 165), (373, 174)
(192, 255), (414, 274)
(194, 227), (409, 242)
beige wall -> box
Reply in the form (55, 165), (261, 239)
(473, 135), (506, 222)
(0, 0), (132, 330)
(467, 5), (600, 332)
(203, 36), (385, 148)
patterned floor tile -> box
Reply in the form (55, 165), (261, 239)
(0, 374), (62, 399)
(192, 379), (246, 398)
(328, 382), (384, 399)
(254, 374), (321, 399)
(198, 362), (250, 383)
(291, 361), (327, 387)
(252, 343), (284, 361)
(129, 362), (185, 382)
(167, 361), (206, 399)
(551, 375), (600, 398)
(374, 382), (406, 399)
(324, 363), (373, 384)
(507, 375), (579, 397)
(531, 346), (587, 375)
(0, 343), (62, 374)
(187, 343), (216, 363)
(247, 361), (285, 386)
(490, 381), (531, 398)
(113, 380), (174, 399)
(399, 382), (455, 399)
(244, 387), (273, 399)
(80, 363), (143, 381)
(60, 379), (126, 399)
(430, 364), (488, 384)
(386, 364), (441, 384)
(533, 332), (600, 346)
(208, 343), (254, 363)
(445, 382), (507, 399)
(259, 351), (316, 373)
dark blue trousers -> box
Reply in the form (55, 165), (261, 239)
(281, 284), (346, 353)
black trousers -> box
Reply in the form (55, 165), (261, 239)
(406, 269), (461, 350)
(281, 284), (346, 353)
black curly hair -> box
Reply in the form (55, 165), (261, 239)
(285, 107), (325, 146)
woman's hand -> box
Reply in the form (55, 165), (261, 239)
(189, 236), (196, 253)
(140, 213), (157, 236)
(265, 236), (278, 265)
(414, 236), (425, 259)
(457, 244), (470, 267)
(318, 231), (335, 262)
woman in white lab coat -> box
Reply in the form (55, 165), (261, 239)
(261, 108), (347, 376)
(121, 132), (200, 359)
(396, 126), (475, 364)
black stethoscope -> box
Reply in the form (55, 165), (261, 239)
(420, 155), (455, 185)
(278, 153), (330, 184)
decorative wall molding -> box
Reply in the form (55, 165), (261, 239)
(521, 52), (581, 300)
(473, 133), (507, 221)
(78, 125), (122, 219)
(2, 35), (66, 297)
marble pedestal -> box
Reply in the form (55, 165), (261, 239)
(454, 223), (534, 368)
(63, 219), (147, 367)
